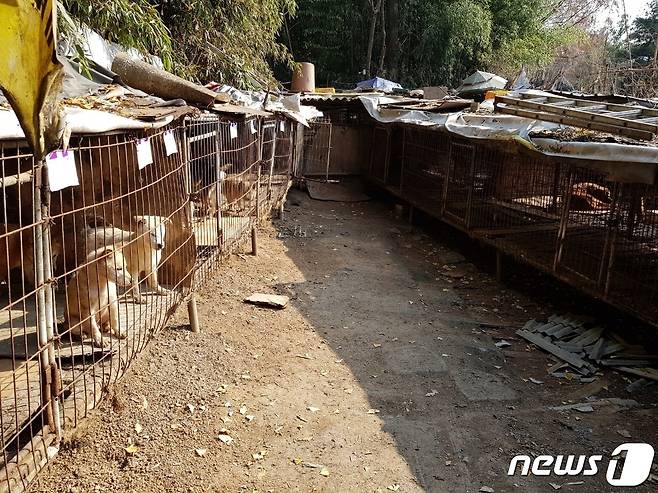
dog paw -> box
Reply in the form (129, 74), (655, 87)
(92, 336), (110, 348)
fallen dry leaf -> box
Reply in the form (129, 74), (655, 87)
(239, 406), (248, 415)
(195, 448), (207, 457)
(218, 434), (233, 445)
(307, 406), (320, 413)
(320, 467), (330, 477)
(134, 422), (143, 434)
(245, 415), (255, 422)
(125, 444), (139, 455)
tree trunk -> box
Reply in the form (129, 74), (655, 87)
(377, 1), (387, 75)
(385, 0), (400, 80)
(365, 0), (382, 78)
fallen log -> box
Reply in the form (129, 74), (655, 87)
(111, 53), (229, 107)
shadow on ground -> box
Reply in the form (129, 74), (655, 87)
(273, 186), (658, 493)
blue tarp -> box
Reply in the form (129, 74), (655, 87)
(355, 77), (402, 93)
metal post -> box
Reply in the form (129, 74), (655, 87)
(41, 164), (62, 439)
(554, 167), (575, 272)
(34, 163), (54, 435)
(215, 120), (223, 248)
(255, 161), (261, 224)
(187, 293), (200, 333)
(325, 123), (332, 182)
(251, 227), (258, 256)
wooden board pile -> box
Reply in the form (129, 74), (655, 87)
(495, 94), (658, 141)
(517, 314), (658, 381)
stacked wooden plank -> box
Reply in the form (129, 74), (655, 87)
(517, 314), (658, 380)
(495, 94), (658, 141)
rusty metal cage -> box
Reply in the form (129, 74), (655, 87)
(0, 141), (52, 491)
(400, 126), (450, 216)
(364, 120), (658, 328)
(368, 125), (391, 185)
(301, 119), (331, 179)
(216, 118), (260, 252)
(0, 111), (299, 492)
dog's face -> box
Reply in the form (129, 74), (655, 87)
(99, 247), (132, 287)
(136, 216), (167, 251)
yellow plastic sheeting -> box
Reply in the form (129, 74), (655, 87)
(0, 0), (63, 156)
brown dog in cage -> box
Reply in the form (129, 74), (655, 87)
(65, 245), (132, 347)
(0, 224), (36, 286)
(0, 224), (64, 288)
(569, 182), (612, 211)
(191, 173), (255, 218)
(122, 216), (169, 303)
(222, 172), (256, 216)
(190, 180), (218, 219)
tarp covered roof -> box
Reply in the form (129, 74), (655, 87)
(457, 71), (507, 95)
(355, 77), (402, 93)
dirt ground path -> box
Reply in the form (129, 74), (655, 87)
(33, 189), (658, 493)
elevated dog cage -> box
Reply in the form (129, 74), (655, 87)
(0, 122), (197, 493)
(400, 126), (450, 216)
(365, 121), (658, 328)
(0, 110), (300, 492)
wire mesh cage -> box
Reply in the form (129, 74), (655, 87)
(187, 113), (222, 282)
(369, 125), (391, 185)
(0, 142), (54, 492)
(470, 150), (566, 272)
(363, 120), (658, 327)
(400, 126), (450, 216)
(554, 165), (618, 289)
(0, 109), (301, 491)
(48, 125), (195, 440)
(216, 118), (260, 253)
(604, 181), (658, 324)
(301, 119), (331, 179)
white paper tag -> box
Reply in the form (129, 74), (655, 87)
(229, 123), (238, 140)
(279, 120), (286, 132)
(46, 150), (79, 192)
(163, 130), (178, 156)
(136, 138), (153, 169)
(249, 120), (257, 135)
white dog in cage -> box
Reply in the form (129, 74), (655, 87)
(65, 245), (132, 347)
(123, 215), (169, 303)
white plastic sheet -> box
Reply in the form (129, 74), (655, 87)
(358, 95), (658, 167)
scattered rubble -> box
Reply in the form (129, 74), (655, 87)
(517, 314), (658, 380)
(244, 293), (290, 309)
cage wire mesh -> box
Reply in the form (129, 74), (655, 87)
(364, 122), (658, 327)
(400, 127), (449, 215)
(0, 111), (298, 492)
(301, 118), (331, 179)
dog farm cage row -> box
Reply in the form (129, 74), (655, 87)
(365, 122), (658, 327)
(0, 112), (298, 492)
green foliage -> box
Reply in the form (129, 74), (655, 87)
(288, 0), (591, 87)
(58, 0), (296, 88)
(488, 25), (585, 74)
(630, 0), (658, 62)
(160, 0), (297, 88)
(61, 0), (174, 70)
